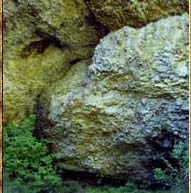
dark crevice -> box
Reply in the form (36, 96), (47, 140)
(69, 58), (83, 66)
(69, 57), (92, 66)
(33, 94), (55, 140)
(20, 39), (56, 58)
(21, 39), (50, 58)
(58, 169), (127, 187)
(147, 130), (177, 151)
(33, 94), (45, 140)
(146, 131), (183, 180)
(20, 33), (69, 58)
(35, 30), (68, 49)
(84, 0), (110, 37)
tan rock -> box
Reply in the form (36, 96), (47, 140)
(87, 0), (188, 30)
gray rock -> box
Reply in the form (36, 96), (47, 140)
(44, 14), (188, 181)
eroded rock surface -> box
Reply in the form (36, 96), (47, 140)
(87, 0), (188, 30)
(4, 0), (188, 124)
(43, 14), (189, 181)
(3, 0), (189, 183)
(3, 0), (106, 123)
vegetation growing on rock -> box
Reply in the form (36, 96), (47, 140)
(3, 115), (188, 192)
(3, 0), (189, 192)
(3, 115), (62, 193)
(43, 14), (188, 182)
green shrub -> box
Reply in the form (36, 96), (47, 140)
(83, 183), (172, 193)
(55, 181), (83, 193)
(84, 141), (189, 193)
(172, 140), (188, 180)
(3, 115), (62, 193)
(84, 184), (187, 193)
(153, 139), (188, 192)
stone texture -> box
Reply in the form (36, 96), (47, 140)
(3, 0), (189, 124)
(3, 0), (106, 123)
(43, 14), (189, 181)
(3, 0), (189, 183)
(86, 0), (188, 30)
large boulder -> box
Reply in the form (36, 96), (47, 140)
(43, 14), (189, 181)
(86, 0), (188, 30)
(3, 0), (189, 124)
(3, 0), (106, 123)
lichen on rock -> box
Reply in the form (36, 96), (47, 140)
(43, 13), (188, 181)
(3, 0), (189, 184)
(3, 0), (105, 123)
(87, 0), (188, 30)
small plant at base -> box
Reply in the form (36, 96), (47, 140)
(153, 139), (188, 192)
(3, 115), (62, 193)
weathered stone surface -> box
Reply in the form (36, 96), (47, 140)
(86, 0), (188, 30)
(3, 0), (105, 123)
(44, 14), (188, 181)
(4, 0), (103, 48)
(4, 0), (188, 124)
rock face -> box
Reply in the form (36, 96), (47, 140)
(4, 0), (189, 183)
(4, 0), (188, 124)
(43, 14), (188, 181)
(87, 0), (188, 30)
(3, 0), (106, 123)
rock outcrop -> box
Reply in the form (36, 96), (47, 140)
(3, 0), (107, 123)
(3, 0), (188, 124)
(42, 14), (189, 181)
(3, 0), (189, 183)
(87, 0), (188, 30)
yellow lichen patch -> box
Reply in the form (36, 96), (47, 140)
(3, 44), (93, 124)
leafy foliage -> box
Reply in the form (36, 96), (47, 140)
(153, 139), (188, 192)
(57, 181), (188, 193)
(3, 114), (188, 193)
(3, 115), (62, 193)
(83, 182), (182, 193)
